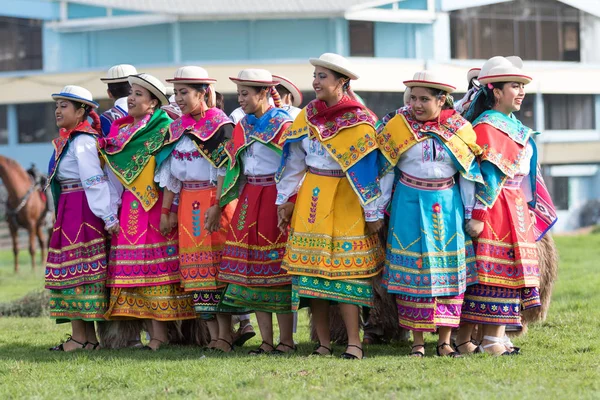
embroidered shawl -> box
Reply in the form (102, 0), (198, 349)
(276, 99), (381, 206)
(376, 107), (483, 184)
(220, 107), (293, 207)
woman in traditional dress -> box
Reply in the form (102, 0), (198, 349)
(457, 56), (556, 355)
(276, 53), (385, 360)
(154, 66), (235, 351)
(376, 71), (482, 357)
(46, 85), (119, 351)
(216, 69), (295, 354)
(102, 73), (196, 351)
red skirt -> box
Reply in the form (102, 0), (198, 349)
(219, 176), (291, 287)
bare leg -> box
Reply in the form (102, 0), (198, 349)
(206, 317), (219, 348)
(60, 320), (87, 351)
(455, 323), (478, 354)
(310, 299), (331, 354)
(28, 228), (36, 270)
(255, 311), (274, 351)
(215, 314), (234, 352)
(275, 313), (295, 352)
(10, 224), (19, 272)
(148, 320), (168, 350)
(481, 324), (507, 355)
(339, 303), (363, 359)
(411, 330), (425, 356)
(437, 327), (456, 356)
(84, 322), (100, 349)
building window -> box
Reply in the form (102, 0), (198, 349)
(17, 103), (57, 144)
(550, 176), (569, 210)
(450, 0), (580, 62)
(0, 105), (7, 145)
(349, 21), (374, 57)
(0, 17), (43, 72)
(544, 94), (595, 130)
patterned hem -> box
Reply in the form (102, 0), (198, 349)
(45, 273), (107, 290)
(106, 276), (181, 287)
(396, 294), (464, 332)
(105, 285), (196, 321)
(217, 272), (292, 287)
(222, 284), (292, 313)
(461, 284), (523, 326)
(291, 276), (373, 311)
(49, 282), (108, 322)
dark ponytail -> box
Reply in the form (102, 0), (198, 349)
(464, 82), (506, 122)
(424, 87), (454, 110)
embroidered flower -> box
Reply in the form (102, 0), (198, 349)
(312, 187), (321, 196)
(268, 250), (279, 260)
(341, 242), (352, 252)
(192, 201), (200, 210)
(432, 203), (441, 213)
(415, 259), (423, 269)
(131, 201), (139, 210)
(166, 246), (176, 256)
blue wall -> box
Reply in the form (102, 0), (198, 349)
(1, 0), (59, 20)
(375, 23), (418, 58)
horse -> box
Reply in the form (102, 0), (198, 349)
(0, 155), (48, 272)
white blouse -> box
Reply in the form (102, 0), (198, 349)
(240, 141), (282, 177)
(56, 134), (119, 226)
(275, 137), (385, 222)
(379, 137), (477, 218)
(154, 135), (225, 193)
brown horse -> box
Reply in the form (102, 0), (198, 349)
(0, 155), (48, 271)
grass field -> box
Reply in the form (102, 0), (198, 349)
(0, 235), (599, 399)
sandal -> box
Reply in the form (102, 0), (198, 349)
(271, 342), (297, 355)
(311, 344), (333, 356)
(49, 335), (86, 352)
(340, 344), (364, 360)
(502, 335), (520, 355)
(362, 332), (386, 345)
(84, 341), (101, 350)
(454, 339), (481, 355)
(409, 344), (425, 357)
(478, 336), (513, 356)
(248, 341), (275, 355)
(233, 324), (256, 347)
(213, 338), (234, 353)
(436, 343), (462, 358)
(142, 338), (166, 351)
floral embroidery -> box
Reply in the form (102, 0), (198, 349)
(168, 109), (231, 143)
(192, 201), (201, 237)
(323, 133), (378, 170)
(432, 203), (441, 213)
(83, 174), (108, 189)
(131, 184), (159, 210)
(305, 99), (376, 140)
(348, 171), (381, 202)
(172, 149), (202, 161)
(476, 112), (531, 145)
(127, 200), (140, 236)
(237, 197), (249, 231)
(432, 203), (445, 244)
(308, 187), (320, 224)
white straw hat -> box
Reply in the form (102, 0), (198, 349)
(101, 64), (137, 83)
(166, 66), (217, 84)
(229, 69), (278, 86)
(467, 68), (481, 83)
(128, 73), (169, 106)
(52, 85), (99, 108)
(309, 53), (359, 80)
(478, 56), (532, 85)
(273, 74), (303, 107)
(403, 70), (456, 93)
(165, 86), (175, 97)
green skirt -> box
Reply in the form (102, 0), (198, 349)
(222, 284), (292, 313)
(291, 276), (373, 311)
(49, 282), (108, 324)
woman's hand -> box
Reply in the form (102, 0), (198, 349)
(277, 202), (295, 233)
(106, 222), (120, 236)
(169, 212), (178, 231)
(465, 219), (484, 238)
(160, 214), (171, 236)
(205, 205), (222, 233)
(366, 219), (384, 234)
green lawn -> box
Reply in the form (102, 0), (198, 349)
(0, 236), (599, 399)
(0, 251), (44, 303)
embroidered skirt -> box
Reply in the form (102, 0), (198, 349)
(222, 284), (292, 313)
(282, 170), (384, 309)
(107, 190), (179, 287)
(45, 181), (109, 322)
(105, 284), (196, 321)
(473, 178), (540, 289)
(461, 284), (541, 326)
(382, 174), (477, 298)
(396, 294), (464, 332)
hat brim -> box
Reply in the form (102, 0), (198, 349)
(229, 77), (278, 87)
(100, 77), (131, 83)
(128, 75), (169, 106)
(273, 75), (303, 107)
(309, 58), (359, 80)
(166, 78), (217, 84)
(403, 80), (456, 93)
(467, 69), (481, 83)
(478, 74), (532, 85)
(52, 93), (99, 108)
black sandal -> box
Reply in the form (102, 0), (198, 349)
(454, 339), (481, 355)
(49, 336), (86, 351)
(248, 341), (275, 355)
(311, 344), (333, 356)
(213, 338), (234, 353)
(340, 344), (364, 360)
(142, 338), (166, 351)
(436, 342), (462, 358)
(84, 341), (101, 350)
(409, 344), (425, 357)
(271, 342), (297, 355)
